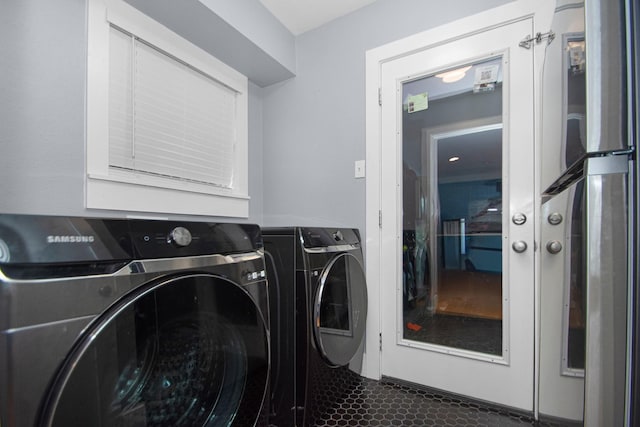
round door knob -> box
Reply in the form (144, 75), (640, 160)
(546, 240), (563, 254)
(512, 241), (528, 253)
(548, 212), (563, 225)
(512, 213), (527, 225)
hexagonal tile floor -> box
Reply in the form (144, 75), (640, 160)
(310, 372), (579, 427)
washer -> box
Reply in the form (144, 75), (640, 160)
(0, 215), (270, 427)
(263, 227), (367, 427)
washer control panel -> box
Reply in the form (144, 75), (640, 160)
(130, 221), (262, 258)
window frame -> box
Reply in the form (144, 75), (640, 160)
(87, 0), (249, 218)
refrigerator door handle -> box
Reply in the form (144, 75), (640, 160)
(586, 154), (630, 177)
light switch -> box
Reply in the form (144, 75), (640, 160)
(354, 160), (366, 178)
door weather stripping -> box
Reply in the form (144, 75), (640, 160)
(378, 210), (382, 228)
(519, 31), (555, 49)
(379, 333), (383, 351)
(378, 88), (382, 106)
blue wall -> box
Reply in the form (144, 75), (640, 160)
(439, 179), (502, 273)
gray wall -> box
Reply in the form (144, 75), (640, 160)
(0, 0), (265, 223)
(1, 0), (87, 217)
(248, 82), (265, 225)
(261, 0), (513, 236)
(124, 0), (295, 86)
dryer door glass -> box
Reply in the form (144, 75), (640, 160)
(41, 274), (269, 427)
(313, 253), (368, 367)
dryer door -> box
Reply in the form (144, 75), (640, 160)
(39, 274), (269, 427)
(313, 252), (368, 367)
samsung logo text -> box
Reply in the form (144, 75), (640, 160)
(47, 235), (96, 244)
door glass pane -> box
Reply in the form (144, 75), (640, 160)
(402, 57), (503, 356)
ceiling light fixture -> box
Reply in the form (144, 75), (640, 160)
(448, 156), (460, 162)
(436, 66), (472, 83)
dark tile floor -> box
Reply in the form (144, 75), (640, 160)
(312, 374), (580, 427)
(403, 311), (502, 356)
(303, 300), (581, 427)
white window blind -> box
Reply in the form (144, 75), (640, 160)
(108, 26), (237, 189)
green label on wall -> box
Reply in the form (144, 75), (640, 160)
(406, 93), (428, 113)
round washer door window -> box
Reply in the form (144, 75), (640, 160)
(41, 274), (269, 427)
(313, 252), (368, 367)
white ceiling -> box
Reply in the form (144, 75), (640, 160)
(258, 0), (378, 35)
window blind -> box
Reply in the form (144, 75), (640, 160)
(108, 26), (237, 189)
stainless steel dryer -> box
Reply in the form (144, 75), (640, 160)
(0, 215), (270, 427)
(263, 227), (367, 427)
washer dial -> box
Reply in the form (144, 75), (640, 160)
(168, 227), (192, 247)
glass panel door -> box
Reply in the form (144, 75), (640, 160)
(379, 17), (535, 410)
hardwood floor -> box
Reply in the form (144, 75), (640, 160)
(435, 269), (502, 320)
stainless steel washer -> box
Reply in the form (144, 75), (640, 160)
(0, 215), (270, 426)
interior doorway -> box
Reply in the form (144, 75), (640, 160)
(405, 117), (505, 357)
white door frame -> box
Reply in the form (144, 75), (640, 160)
(363, 0), (555, 413)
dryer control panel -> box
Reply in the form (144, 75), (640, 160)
(300, 227), (360, 249)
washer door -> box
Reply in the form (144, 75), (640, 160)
(313, 252), (368, 367)
(40, 274), (268, 427)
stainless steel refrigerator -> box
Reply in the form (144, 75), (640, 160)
(541, 0), (638, 425)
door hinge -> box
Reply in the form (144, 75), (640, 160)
(379, 333), (382, 351)
(378, 87), (382, 106)
(378, 210), (382, 228)
(519, 31), (555, 49)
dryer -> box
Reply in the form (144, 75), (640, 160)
(264, 227), (367, 427)
(0, 215), (270, 427)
